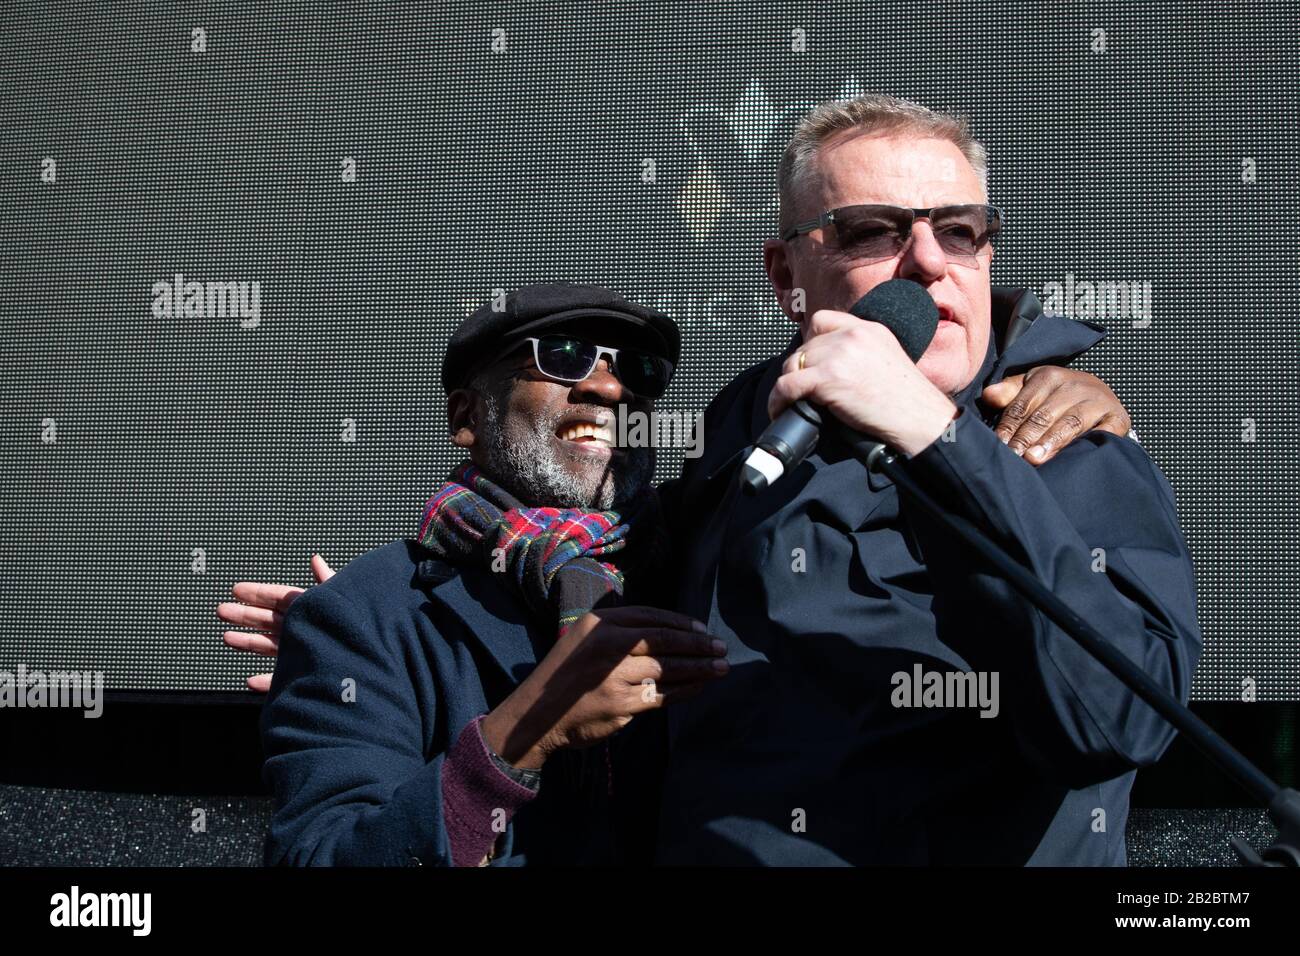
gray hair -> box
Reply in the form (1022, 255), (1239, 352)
(777, 94), (989, 233)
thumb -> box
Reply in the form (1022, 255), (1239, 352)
(311, 553), (336, 583)
(981, 373), (1024, 408)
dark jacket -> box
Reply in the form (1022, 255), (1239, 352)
(654, 306), (1203, 865)
(260, 541), (657, 866)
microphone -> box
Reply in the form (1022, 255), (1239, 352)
(740, 279), (940, 495)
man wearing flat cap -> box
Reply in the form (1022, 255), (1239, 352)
(259, 283), (729, 867)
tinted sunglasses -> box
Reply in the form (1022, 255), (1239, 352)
(498, 334), (675, 399)
(780, 203), (1001, 266)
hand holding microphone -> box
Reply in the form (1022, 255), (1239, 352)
(742, 280), (957, 494)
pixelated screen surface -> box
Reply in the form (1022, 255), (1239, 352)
(0, 1), (1295, 696)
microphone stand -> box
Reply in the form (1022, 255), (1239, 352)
(854, 440), (1300, 866)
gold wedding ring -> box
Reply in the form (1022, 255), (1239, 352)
(797, 350), (807, 370)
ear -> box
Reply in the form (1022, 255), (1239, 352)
(763, 238), (802, 325)
(446, 388), (483, 450)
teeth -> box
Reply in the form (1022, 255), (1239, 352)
(558, 422), (614, 444)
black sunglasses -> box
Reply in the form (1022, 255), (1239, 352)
(780, 203), (1001, 266)
(497, 334), (675, 399)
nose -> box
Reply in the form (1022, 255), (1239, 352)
(896, 219), (948, 282)
(570, 357), (630, 404)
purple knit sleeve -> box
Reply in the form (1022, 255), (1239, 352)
(440, 714), (540, 866)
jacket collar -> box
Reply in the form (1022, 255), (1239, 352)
(986, 310), (1106, 387)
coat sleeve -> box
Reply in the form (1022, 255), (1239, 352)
(260, 583), (457, 866)
(899, 410), (1203, 788)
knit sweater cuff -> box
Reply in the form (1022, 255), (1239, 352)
(441, 714), (540, 866)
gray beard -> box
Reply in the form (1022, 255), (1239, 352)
(476, 385), (655, 511)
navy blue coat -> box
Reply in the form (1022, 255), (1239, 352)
(260, 542), (662, 866)
(654, 311), (1203, 865)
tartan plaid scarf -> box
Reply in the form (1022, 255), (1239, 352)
(417, 461), (664, 637)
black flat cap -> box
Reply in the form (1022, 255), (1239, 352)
(441, 282), (680, 392)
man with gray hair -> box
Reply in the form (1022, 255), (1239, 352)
(652, 93), (1200, 865)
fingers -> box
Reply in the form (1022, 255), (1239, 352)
(594, 605), (708, 634)
(630, 679), (710, 711)
(770, 324), (850, 420)
(766, 366), (819, 421)
(1094, 409), (1133, 439)
(311, 554), (336, 583)
(992, 367), (1075, 458)
(216, 601), (283, 632)
(618, 625), (726, 659)
(981, 374), (1024, 409)
(222, 630), (279, 656)
(1029, 402), (1131, 463)
(802, 308), (859, 339)
(779, 334), (829, 377)
(225, 564), (323, 697)
(247, 673), (272, 693)
(228, 581), (304, 613)
(619, 649), (731, 714)
(1020, 406), (1087, 464)
(992, 367), (1132, 465)
(768, 319), (904, 422)
(621, 653), (729, 685)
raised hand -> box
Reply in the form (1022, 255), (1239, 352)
(218, 554), (336, 692)
(480, 605), (728, 769)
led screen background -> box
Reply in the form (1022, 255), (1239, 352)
(0, 1), (1296, 696)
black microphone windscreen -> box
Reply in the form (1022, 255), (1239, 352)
(848, 279), (940, 363)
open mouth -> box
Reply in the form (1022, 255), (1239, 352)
(554, 417), (618, 454)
